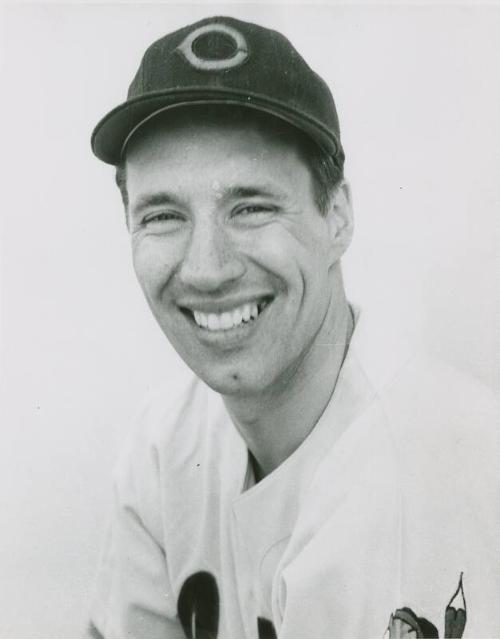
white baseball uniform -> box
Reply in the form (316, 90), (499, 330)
(88, 307), (500, 639)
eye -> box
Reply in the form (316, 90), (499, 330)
(232, 204), (276, 218)
(136, 211), (187, 234)
(142, 211), (183, 225)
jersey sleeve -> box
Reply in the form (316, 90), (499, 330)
(86, 415), (185, 639)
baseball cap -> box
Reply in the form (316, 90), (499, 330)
(91, 16), (344, 166)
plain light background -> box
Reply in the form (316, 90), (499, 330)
(1, 3), (499, 637)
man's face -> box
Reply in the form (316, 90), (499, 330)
(125, 112), (349, 396)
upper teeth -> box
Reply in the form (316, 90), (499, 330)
(193, 302), (261, 331)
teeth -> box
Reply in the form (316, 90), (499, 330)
(191, 300), (268, 331)
(207, 314), (219, 330)
(232, 308), (243, 325)
(193, 310), (208, 328)
(220, 312), (233, 330)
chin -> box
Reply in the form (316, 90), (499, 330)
(195, 364), (269, 398)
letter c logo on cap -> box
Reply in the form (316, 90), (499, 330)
(177, 23), (249, 71)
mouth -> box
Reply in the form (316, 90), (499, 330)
(180, 297), (272, 332)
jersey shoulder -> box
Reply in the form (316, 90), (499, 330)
(111, 375), (233, 534)
(379, 353), (500, 443)
(349, 307), (499, 445)
(117, 375), (205, 464)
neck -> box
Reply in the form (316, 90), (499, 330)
(222, 290), (354, 481)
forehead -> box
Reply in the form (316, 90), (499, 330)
(124, 106), (314, 196)
(125, 106), (312, 165)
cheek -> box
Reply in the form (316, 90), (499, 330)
(240, 222), (329, 281)
(131, 237), (181, 296)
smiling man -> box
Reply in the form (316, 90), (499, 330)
(88, 16), (500, 639)
(124, 106), (353, 479)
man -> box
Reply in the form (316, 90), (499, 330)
(88, 16), (500, 639)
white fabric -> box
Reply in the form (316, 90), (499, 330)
(88, 308), (500, 639)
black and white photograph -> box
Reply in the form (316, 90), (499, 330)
(1, 3), (499, 638)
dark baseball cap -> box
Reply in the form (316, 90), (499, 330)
(91, 16), (344, 166)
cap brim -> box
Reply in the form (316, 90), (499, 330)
(91, 87), (340, 165)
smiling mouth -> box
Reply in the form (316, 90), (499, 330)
(181, 297), (272, 332)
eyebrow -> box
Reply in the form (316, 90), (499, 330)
(225, 185), (286, 201)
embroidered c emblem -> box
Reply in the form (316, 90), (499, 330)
(177, 23), (249, 71)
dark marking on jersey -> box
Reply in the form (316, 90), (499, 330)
(87, 622), (105, 639)
(178, 571), (219, 639)
(258, 616), (277, 639)
(177, 572), (278, 639)
(445, 573), (467, 638)
(414, 613), (439, 638)
(385, 573), (466, 638)
(387, 607), (438, 638)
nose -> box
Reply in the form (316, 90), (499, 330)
(178, 219), (246, 292)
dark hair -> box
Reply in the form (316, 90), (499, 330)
(301, 140), (344, 215)
(115, 163), (128, 209)
(115, 106), (344, 216)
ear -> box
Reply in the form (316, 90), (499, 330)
(325, 180), (354, 265)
